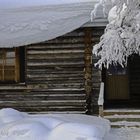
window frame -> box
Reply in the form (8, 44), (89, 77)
(0, 47), (25, 84)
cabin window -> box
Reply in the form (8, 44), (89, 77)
(0, 47), (25, 83)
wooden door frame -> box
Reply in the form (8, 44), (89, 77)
(102, 66), (131, 108)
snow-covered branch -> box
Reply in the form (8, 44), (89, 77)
(92, 0), (140, 69)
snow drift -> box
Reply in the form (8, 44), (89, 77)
(0, 108), (110, 140)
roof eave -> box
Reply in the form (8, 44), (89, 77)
(83, 18), (108, 27)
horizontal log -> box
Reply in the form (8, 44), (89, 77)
(27, 44), (85, 50)
(27, 80), (84, 85)
(0, 89), (85, 94)
(27, 62), (84, 66)
(27, 66), (84, 72)
(26, 77), (84, 81)
(27, 54), (84, 60)
(0, 86), (28, 90)
(0, 95), (86, 101)
(42, 37), (84, 44)
(27, 59), (84, 64)
(27, 73), (84, 78)
(0, 100), (86, 106)
(10, 106), (86, 112)
(27, 82), (84, 87)
(30, 88), (85, 92)
(27, 65), (84, 69)
(0, 93), (85, 97)
(27, 50), (84, 55)
(27, 70), (84, 75)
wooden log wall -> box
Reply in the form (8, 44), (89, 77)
(0, 27), (105, 114)
(90, 27), (105, 115)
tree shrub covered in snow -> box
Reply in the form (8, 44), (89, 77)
(93, 0), (140, 68)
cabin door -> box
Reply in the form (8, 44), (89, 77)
(129, 55), (140, 106)
(105, 66), (129, 106)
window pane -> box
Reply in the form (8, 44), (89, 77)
(0, 47), (23, 83)
(6, 58), (15, 65)
(6, 52), (15, 58)
(4, 70), (15, 81)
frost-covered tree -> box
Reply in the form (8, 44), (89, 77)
(92, 0), (140, 69)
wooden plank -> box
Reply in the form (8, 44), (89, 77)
(27, 62), (84, 67)
(27, 49), (84, 55)
(27, 54), (84, 60)
(84, 28), (93, 97)
(27, 44), (85, 50)
(0, 28), (89, 114)
(11, 107), (86, 112)
(0, 95), (85, 101)
(27, 73), (84, 78)
(0, 100), (86, 106)
(27, 58), (84, 63)
(15, 48), (20, 82)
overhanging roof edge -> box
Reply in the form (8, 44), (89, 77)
(83, 18), (108, 27)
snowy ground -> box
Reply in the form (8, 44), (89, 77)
(106, 127), (140, 140)
(0, 108), (140, 140)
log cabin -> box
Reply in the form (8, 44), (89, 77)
(0, 0), (140, 118)
(0, 23), (106, 115)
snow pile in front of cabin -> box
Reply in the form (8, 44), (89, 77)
(0, 108), (111, 140)
(106, 127), (140, 140)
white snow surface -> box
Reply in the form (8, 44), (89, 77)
(105, 127), (140, 140)
(0, 108), (140, 140)
(0, 0), (99, 48)
(0, 0), (98, 9)
(0, 108), (111, 140)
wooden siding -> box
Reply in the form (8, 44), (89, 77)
(0, 27), (104, 114)
(91, 27), (104, 115)
(26, 29), (86, 114)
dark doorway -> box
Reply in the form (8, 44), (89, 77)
(104, 65), (129, 108)
(129, 54), (140, 107)
(104, 55), (140, 108)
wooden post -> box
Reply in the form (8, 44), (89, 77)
(2, 49), (6, 81)
(15, 48), (20, 82)
(84, 28), (93, 114)
(99, 106), (104, 117)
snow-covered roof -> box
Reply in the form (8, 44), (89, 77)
(0, 0), (105, 48)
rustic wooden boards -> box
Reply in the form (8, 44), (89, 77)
(0, 27), (105, 114)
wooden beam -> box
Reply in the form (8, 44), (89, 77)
(84, 28), (92, 97)
(15, 48), (20, 82)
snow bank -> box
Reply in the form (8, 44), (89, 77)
(0, 108), (110, 140)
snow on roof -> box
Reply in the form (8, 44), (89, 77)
(0, 0), (99, 9)
(0, 0), (101, 48)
